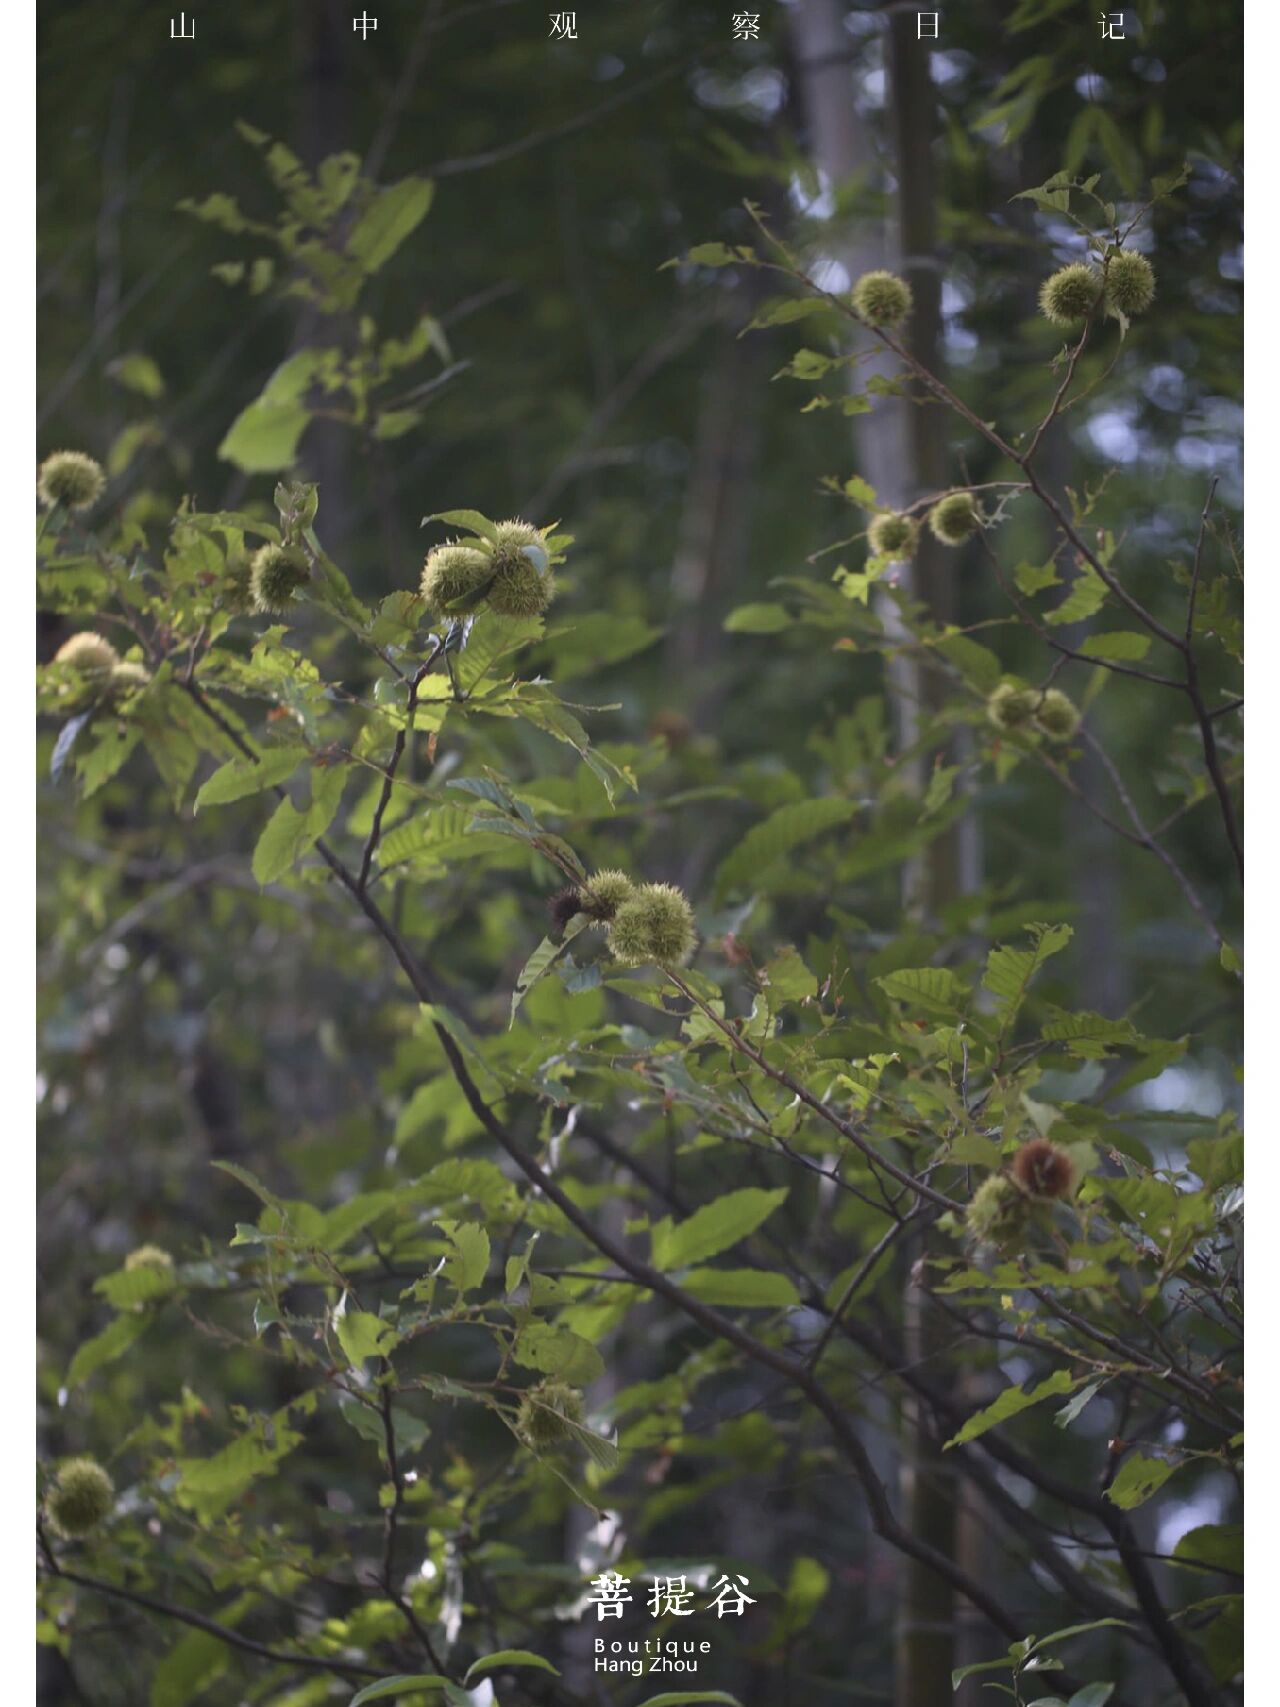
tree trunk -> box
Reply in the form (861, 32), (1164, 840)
(789, 7), (975, 1700)
(885, 22), (967, 1705)
(788, 0), (955, 1693)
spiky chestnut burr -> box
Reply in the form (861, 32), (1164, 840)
(1010, 1138), (1076, 1200)
(987, 682), (1039, 733)
(1039, 263), (1101, 327)
(516, 1380), (584, 1448)
(1033, 688), (1080, 742)
(851, 270), (913, 330)
(46, 1457), (114, 1537)
(249, 544), (310, 614)
(1105, 250), (1156, 317)
(608, 882), (696, 968)
(420, 541), (492, 617)
(38, 451), (106, 511)
(867, 511), (920, 559)
(928, 491), (981, 546)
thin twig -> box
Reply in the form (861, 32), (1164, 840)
(663, 970), (960, 1213)
(1024, 316), (1093, 467)
(38, 1558), (384, 1681)
(978, 530), (1181, 690)
(1180, 479), (1242, 878)
(805, 1210), (920, 1371)
(357, 642), (443, 891)
(1078, 726), (1227, 953)
(378, 1378), (452, 1673)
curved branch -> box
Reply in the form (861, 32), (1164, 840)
(39, 1557), (384, 1682)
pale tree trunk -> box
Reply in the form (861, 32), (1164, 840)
(666, 316), (767, 686)
(786, 0), (917, 766)
(663, 253), (772, 906)
(790, 7), (977, 1702)
(884, 24), (964, 1703)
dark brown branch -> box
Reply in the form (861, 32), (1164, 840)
(665, 970), (961, 1213)
(1023, 315), (1093, 467)
(180, 679), (455, 1009)
(377, 1376), (452, 1674)
(428, 59), (688, 178)
(39, 1559), (384, 1681)
(872, 322), (1184, 651)
(742, 226), (1242, 880)
(427, 1011), (1030, 1646)
(832, 1316), (1217, 1707)
(246, 788), (1032, 1643)
(357, 643), (443, 891)
(1181, 479), (1242, 879)
(179, 631), (1219, 1706)
(978, 530), (1182, 689)
(1077, 727), (1228, 954)
(805, 1210), (920, 1371)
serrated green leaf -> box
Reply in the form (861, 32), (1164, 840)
(511, 1322), (604, 1384)
(217, 400), (308, 473)
(652, 1187), (788, 1269)
(1185, 1130), (1243, 1192)
(211, 1159), (283, 1209)
(936, 632), (1004, 693)
(679, 1268), (801, 1307)
(1105, 1453), (1175, 1509)
(425, 509), (497, 541)
(251, 765), (347, 884)
(438, 1221), (490, 1294)
(346, 178), (434, 274)
(66, 1313), (150, 1389)
(1030, 1618), (1131, 1652)
(464, 1652), (560, 1684)
(762, 945), (817, 1006)
(542, 612), (662, 677)
(75, 724), (141, 797)
(194, 745), (305, 810)
(922, 763), (960, 818)
(1013, 559), (1061, 595)
(379, 807), (508, 873)
(1080, 631), (1151, 662)
(1046, 565), (1107, 627)
(349, 1676), (449, 1705)
(335, 1304), (399, 1366)
(175, 1398), (312, 1519)
(876, 966), (965, 1016)
(1040, 1008), (1143, 1059)
(149, 1626), (231, 1707)
(1054, 1380), (1103, 1429)
(108, 352), (165, 400)
(511, 918), (589, 1023)
(715, 798), (855, 896)
(671, 242), (749, 268)
(945, 1369), (1079, 1449)
(1066, 1687), (1115, 1707)
(93, 1265), (176, 1310)
(1173, 1523), (1241, 1574)
(746, 296), (832, 330)
(635, 1695), (742, 1707)
(983, 923), (1073, 1028)
(723, 602), (793, 633)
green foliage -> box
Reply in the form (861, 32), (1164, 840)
(651, 1188), (789, 1270)
(945, 1370), (1080, 1448)
(36, 47), (1241, 1707)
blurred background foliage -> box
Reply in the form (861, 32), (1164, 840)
(38, 2), (1241, 1703)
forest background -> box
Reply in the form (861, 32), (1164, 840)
(36, 4), (1244, 1707)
